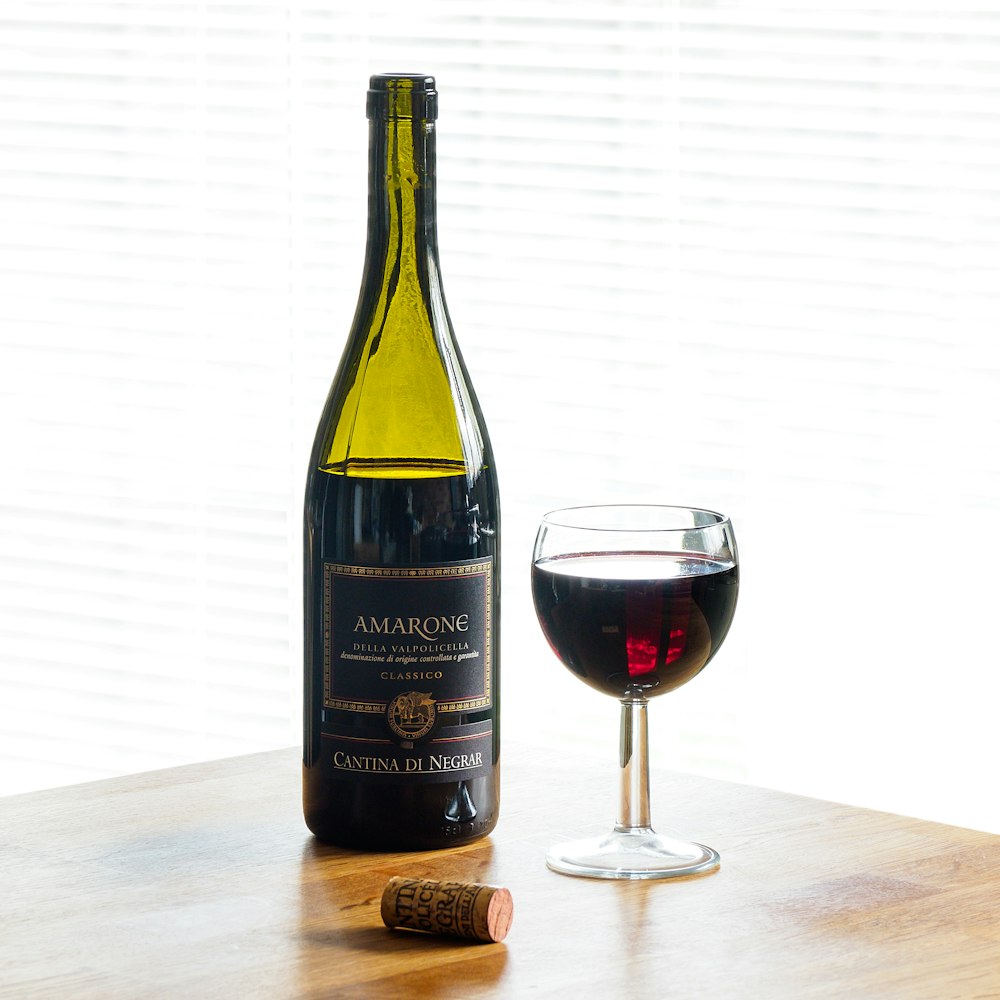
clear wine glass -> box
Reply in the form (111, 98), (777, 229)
(531, 504), (739, 880)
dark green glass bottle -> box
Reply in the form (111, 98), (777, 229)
(302, 74), (500, 850)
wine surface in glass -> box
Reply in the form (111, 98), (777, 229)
(531, 551), (738, 698)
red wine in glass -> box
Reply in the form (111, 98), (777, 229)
(532, 551), (738, 698)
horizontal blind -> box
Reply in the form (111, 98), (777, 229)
(0, 2), (300, 790)
(2, 6), (998, 832)
(660, 11), (1000, 830)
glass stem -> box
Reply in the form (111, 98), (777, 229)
(616, 692), (652, 833)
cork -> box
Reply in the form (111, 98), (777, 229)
(380, 876), (513, 944)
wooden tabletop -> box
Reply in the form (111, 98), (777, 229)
(2, 745), (998, 999)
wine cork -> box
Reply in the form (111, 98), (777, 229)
(380, 876), (513, 944)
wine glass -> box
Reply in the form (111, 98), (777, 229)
(531, 504), (739, 880)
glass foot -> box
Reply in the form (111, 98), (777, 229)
(546, 827), (720, 880)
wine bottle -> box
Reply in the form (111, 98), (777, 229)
(302, 74), (500, 850)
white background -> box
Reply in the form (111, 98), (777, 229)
(1, 4), (998, 834)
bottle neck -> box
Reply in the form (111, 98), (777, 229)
(365, 115), (439, 270)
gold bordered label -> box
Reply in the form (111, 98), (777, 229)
(320, 558), (494, 782)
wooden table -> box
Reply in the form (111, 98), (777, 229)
(2, 745), (998, 999)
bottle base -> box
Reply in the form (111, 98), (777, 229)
(302, 765), (500, 852)
(305, 818), (498, 853)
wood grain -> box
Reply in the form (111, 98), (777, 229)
(1, 745), (998, 999)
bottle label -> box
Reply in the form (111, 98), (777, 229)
(321, 558), (494, 783)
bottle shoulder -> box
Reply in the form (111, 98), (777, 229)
(312, 294), (492, 478)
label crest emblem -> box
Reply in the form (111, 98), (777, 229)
(387, 691), (437, 742)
